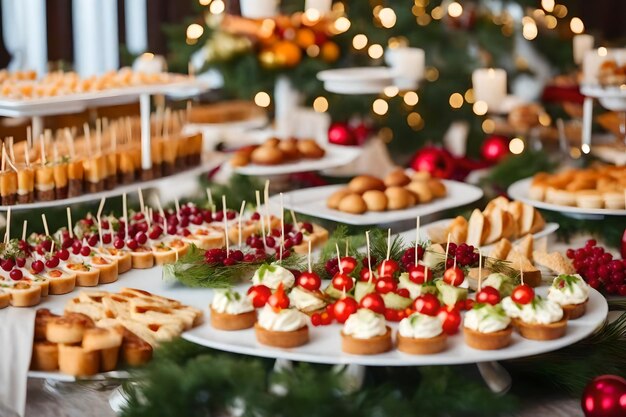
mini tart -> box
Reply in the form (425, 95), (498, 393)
(397, 332), (447, 355)
(604, 192), (626, 209)
(561, 300), (588, 320)
(58, 344), (100, 377)
(66, 262), (100, 287)
(210, 307), (256, 331)
(152, 245), (177, 266)
(102, 248), (132, 274)
(130, 247), (154, 269)
(167, 238), (189, 257)
(463, 326), (513, 350)
(341, 327), (393, 355)
(28, 278), (50, 297)
(35, 309), (58, 340)
(254, 322), (309, 348)
(31, 341), (59, 371)
(8, 282), (42, 307)
(45, 269), (76, 295)
(90, 255), (119, 284)
(0, 290), (9, 309)
(512, 317), (567, 341)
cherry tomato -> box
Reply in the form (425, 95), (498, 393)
(297, 271), (322, 291)
(511, 284), (535, 305)
(384, 308), (399, 322)
(267, 283), (290, 310)
(443, 266), (465, 286)
(332, 272), (354, 291)
(464, 299), (475, 310)
(396, 288), (410, 298)
(340, 256), (358, 274)
(476, 286), (501, 305)
(320, 311), (332, 325)
(375, 276), (397, 294)
(359, 293), (385, 314)
(247, 284), (272, 308)
(413, 293), (441, 316)
(377, 259), (400, 277)
(332, 297), (358, 323)
(359, 268), (375, 282)
(407, 264), (432, 284)
(437, 307), (462, 335)
(311, 313), (321, 326)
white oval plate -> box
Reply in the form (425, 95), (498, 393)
(508, 178), (626, 217)
(183, 284), (607, 367)
(271, 181), (483, 225)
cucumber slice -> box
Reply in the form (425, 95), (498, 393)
(436, 280), (468, 306)
(355, 281), (375, 302)
(382, 292), (412, 310)
(324, 283), (346, 300)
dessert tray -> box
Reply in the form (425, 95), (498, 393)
(233, 144), (362, 176)
(508, 178), (626, 217)
(581, 84), (626, 112)
(273, 181), (483, 225)
(183, 283), (607, 367)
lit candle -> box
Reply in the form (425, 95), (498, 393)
(305, 0), (331, 14)
(573, 34), (594, 65)
(240, 0), (279, 19)
(472, 68), (507, 113)
(385, 47), (425, 89)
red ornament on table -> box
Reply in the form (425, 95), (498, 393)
(409, 147), (456, 179)
(328, 122), (356, 146)
(581, 375), (626, 417)
(481, 135), (509, 163)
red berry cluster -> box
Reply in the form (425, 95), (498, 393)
(445, 243), (480, 268)
(400, 246), (425, 270)
(566, 239), (626, 296)
(204, 248), (251, 266)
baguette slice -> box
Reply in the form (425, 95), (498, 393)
(506, 250), (542, 287)
(483, 207), (504, 245)
(489, 238), (512, 260)
(445, 216), (468, 245)
(515, 234), (534, 261)
(532, 251), (576, 275)
(466, 209), (486, 247)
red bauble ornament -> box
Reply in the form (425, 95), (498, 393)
(377, 259), (400, 277)
(413, 294), (440, 316)
(247, 285), (272, 308)
(375, 276), (397, 294)
(328, 122), (356, 146)
(443, 266), (465, 286)
(511, 284), (535, 305)
(297, 271), (322, 291)
(409, 147), (455, 179)
(481, 135), (509, 163)
(581, 375), (626, 417)
(359, 293), (386, 314)
(476, 286), (501, 305)
(340, 256), (358, 274)
(332, 272), (354, 291)
(333, 297), (359, 323)
(437, 306), (462, 335)
(407, 264), (431, 284)
(351, 122), (371, 145)
(621, 229), (626, 259)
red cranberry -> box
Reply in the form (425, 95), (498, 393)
(46, 256), (60, 268)
(31, 260), (44, 274)
(15, 257), (26, 268)
(136, 232), (148, 245)
(9, 269), (22, 281)
(56, 249), (70, 261)
(126, 239), (138, 250)
(80, 246), (91, 257)
(1, 259), (14, 271)
(102, 234), (112, 244)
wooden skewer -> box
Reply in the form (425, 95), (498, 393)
(24, 142), (30, 167)
(445, 233), (451, 261)
(21, 220), (27, 242)
(145, 207), (152, 230)
(97, 217), (104, 249)
(366, 230), (373, 283)
(206, 188), (214, 210)
(97, 197), (106, 220)
(155, 195), (165, 219)
(256, 190), (267, 252)
(279, 193), (284, 262)
(519, 252), (524, 285)
(26, 126), (32, 149)
(415, 216), (420, 267)
(66, 207), (73, 239)
(8, 137), (16, 165)
(96, 118), (102, 154)
(123, 193), (128, 236)
(222, 195), (229, 254)
(290, 209), (298, 228)
(335, 243), (343, 274)
(478, 249), (483, 292)
(41, 214), (50, 237)
(307, 239), (312, 273)
(4, 207), (11, 243)
(1, 141), (6, 172)
(238, 200), (246, 248)
(137, 188), (145, 213)
(174, 198), (181, 222)
(263, 180), (270, 234)
(83, 123), (92, 155)
(345, 240), (349, 258)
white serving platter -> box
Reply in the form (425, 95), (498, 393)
(272, 181), (484, 225)
(508, 178), (626, 217)
(581, 84), (626, 111)
(398, 218), (560, 251)
(233, 144), (362, 176)
(317, 67), (394, 95)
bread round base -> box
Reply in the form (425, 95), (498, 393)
(48, 275), (76, 295)
(463, 326), (513, 350)
(73, 270), (100, 287)
(95, 264), (118, 284)
(341, 327), (393, 355)
(561, 300), (587, 320)
(153, 251), (177, 266)
(31, 342), (59, 371)
(397, 332), (447, 355)
(58, 344), (100, 377)
(254, 323), (309, 348)
(210, 308), (256, 331)
(131, 252), (154, 269)
(9, 286), (42, 307)
(513, 317), (567, 340)
(116, 253), (133, 274)
(0, 292), (9, 309)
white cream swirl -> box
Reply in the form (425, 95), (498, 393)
(502, 296), (563, 324)
(211, 289), (254, 315)
(257, 305), (307, 332)
(288, 287), (326, 312)
(251, 263), (295, 290)
(547, 274), (589, 306)
(398, 313), (443, 339)
(464, 304), (510, 333)
(343, 309), (387, 339)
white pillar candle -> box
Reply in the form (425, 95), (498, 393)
(240, 0), (280, 19)
(305, 0), (332, 14)
(100, 0), (119, 71)
(385, 47), (425, 88)
(573, 34), (594, 65)
(472, 68), (507, 113)
(132, 53), (167, 74)
(125, 0), (148, 55)
(23, 0), (48, 75)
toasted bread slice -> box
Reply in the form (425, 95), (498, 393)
(467, 209), (485, 247)
(519, 203), (536, 236)
(484, 196), (510, 215)
(489, 238), (512, 260)
(506, 250), (542, 287)
(446, 216), (468, 244)
(501, 211), (518, 239)
(484, 207), (504, 245)
(515, 234), (534, 261)
(532, 251), (576, 275)
(529, 209), (546, 234)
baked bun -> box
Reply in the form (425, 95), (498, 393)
(229, 151), (250, 167)
(337, 194), (367, 214)
(121, 329), (153, 366)
(348, 175), (386, 194)
(277, 138), (301, 160)
(46, 313), (95, 344)
(264, 137), (280, 147)
(385, 186), (413, 210)
(31, 341), (59, 371)
(362, 190), (388, 211)
(327, 188), (351, 209)
(82, 327), (123, 351)
(384, 169), (411, 187)
(297, 139), (325, 159)
(250, 146), (284, 165)
(35, 309), (59, 341)
(406, 181), (433, 203)
(427, 179), (447, 198)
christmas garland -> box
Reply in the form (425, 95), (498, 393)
(121, 312), (626, 417)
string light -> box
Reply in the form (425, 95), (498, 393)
(304, 8), (321, 23)
(425, 67), (439, 81)
(383, 86), (399, 97)
(482, 119), (495, 134)
(553, 4), (568, 18)
(464, 89), (475, 104)
(407, 112), (424, 130)
(186, 24), (204, 40)
(199, 0), (211, 5)
(313, 97), (328, 112)
(581, 143), (590, 154)
(306, 45), (320, 57)
(353, 34), (368, 50)
(417, 15), (431, 26)
(541, 0), (555, 13)
(431, 6), (444, 20)
(379, 8), (397, 28)
(368, 44), (384, 59)
(473, 101), (488, 115)
(570, 17), (584, 34)
(570, 148), (582, 159)
(373, 99), (388, 115)
(539, 113), (552, 126)
(598, 47), (608, 57)
(545, 15), (557, 29)
(449, 93), (463, 109)
(403, 91), (419, 106)
(448, 2), (463, 18)
(209, 0), (224, 14)
(523, 19), (538, 40)
(509, 138), (525, 154)
(334, 17), (351, 33)
(254, 92), (271, 108)
(379, 127), (393, 143)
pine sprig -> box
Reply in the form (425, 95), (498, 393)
(368, 228), (406, 263)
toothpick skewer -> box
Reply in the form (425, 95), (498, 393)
(155, 195), (165, 219)
(138, 188), (145, 213)
(174, 198), (181, 222)
(415, 216), (420, 267)
(307, 240), (312, 273)
(24, 143), (30, 167)
(97, 197), (106, 220)
(21, 220), (27, 242)
(123, 193), (128, 237)
(4, 207), (10, 243)
(445, 233), (451, 262)
(40, 134), (46, 164)
(279, 193), (284, 262)
(41, 214), (50, 237)
(336, 243), (343, 274)
(290, 209), (298, 228)
(27, 126), (32, 149)
(255, 190), (267, 252)
(382, 228), (391, 273)
(366, 231), (373, 283)
(345, 240), (349, 258)
(519, 252), (524, 286)
(97, 217), (104, 249)
(478, 248), (483, 292)
(238, 200), (246, 248)
(145, 208), (152, 230)
(206, 188), (214, 210)
(222, 195), (229, 254)
(263, 180), (270, 234)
